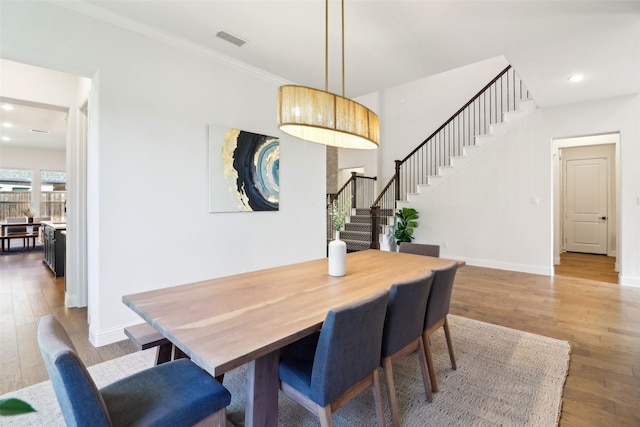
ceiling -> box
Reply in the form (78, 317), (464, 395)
(2, 0), (639, 152)
(0, 98), (68, 151)
(79, 0), (640, 105)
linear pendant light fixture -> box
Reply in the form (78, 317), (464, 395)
(277, 0), (379, 150)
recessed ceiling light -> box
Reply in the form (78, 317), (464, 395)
(1, 105), (14, 111)
(2, 122), (13, 128)
(568, 74), (584, 83)
(1, 136), (9, 141)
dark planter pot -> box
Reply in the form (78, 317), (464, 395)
(28, 218), (34, 223)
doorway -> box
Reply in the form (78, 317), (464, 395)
(0, 58), (90, 306)
(553, 133), (619, 282)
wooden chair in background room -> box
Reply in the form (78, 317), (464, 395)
(278, 289), (390, 427)
(38, 315), (231, 427)
(398, 242), (440, 257)
(423, 261), (459, 394)
(380, 273), (435, 427)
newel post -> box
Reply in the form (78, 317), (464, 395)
(370, 205), (380, 250)
(350, 171), (358, 209)
(394, 160), (402, 201)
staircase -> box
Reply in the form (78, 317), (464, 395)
(400, 98), (537, 200)
(330, 65), (534, 252)
(341, 208), (393, 252)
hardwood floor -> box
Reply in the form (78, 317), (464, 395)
(555, 251), (619, 284)
(1, 250), (638, 426)
(0, 249), (137, 395)
(453, 260), (640, 427)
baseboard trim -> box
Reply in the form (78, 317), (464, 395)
(620, 275), (640, 288)
(65, 292), (79, 308)
(89, 320), (144, 347)
(453, 256), (552, 276)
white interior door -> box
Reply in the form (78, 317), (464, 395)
(565, 157), (608, 254)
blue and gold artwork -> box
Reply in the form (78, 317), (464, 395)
(209, 125), (279, 212)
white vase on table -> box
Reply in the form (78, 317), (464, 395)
(328, 230), (347, 277)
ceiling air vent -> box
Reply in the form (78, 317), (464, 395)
(216, 31), (247, 47)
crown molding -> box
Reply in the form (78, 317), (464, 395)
(48, 0), (290, 86)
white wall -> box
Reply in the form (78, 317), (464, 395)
(408, 110), (554, 275)
(0, 58), (80, 107)
(1, 1), (327, 345)
(0, 146), (66, 172)
(377, 56), (510, 183)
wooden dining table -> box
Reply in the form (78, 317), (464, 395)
(123, 249), (457, 427)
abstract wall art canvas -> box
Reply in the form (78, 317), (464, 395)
(209, 124), (280, 212)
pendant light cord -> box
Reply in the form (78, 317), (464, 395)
(325, 0), (329, 92)
(341, 0), (345, 97)
(325, 0), (346, 96)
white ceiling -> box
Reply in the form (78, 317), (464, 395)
(2, 0), (639, 152)
(79, 0), (640, 106)
(0, 98), (68, 151)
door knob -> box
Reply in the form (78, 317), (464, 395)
(600, 216), (607, 220)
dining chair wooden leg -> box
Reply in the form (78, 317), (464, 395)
(382, 357), (401, 427)
(217, 408), (228, 427)
(443, 316), (457, 370)
(193, 407), (228, 427)
(318, 405), (333, 427)
(423, 331), (439, 393)
(417, 336), (433, 402)
(371, 369), (386, 427)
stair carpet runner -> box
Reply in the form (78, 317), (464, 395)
(339, 208), (393, 252)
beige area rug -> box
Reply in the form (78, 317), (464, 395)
(1, 315), (570, 426)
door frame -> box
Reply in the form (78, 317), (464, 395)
(552, 133), (619, 269)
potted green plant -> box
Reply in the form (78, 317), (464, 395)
(23, 208), (35, 223)
(328, 196), (352, 234)
(394, 207), (419, 245)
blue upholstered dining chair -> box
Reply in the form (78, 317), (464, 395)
(37, 315), (231, 427)
(398, 242), (440, 257)
(381, 273), (435, 427)
(423, 261), (459, 394)
(278, 289), (390, 427)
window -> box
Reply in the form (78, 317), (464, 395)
(0, 168), (33, 221)
(41, 170), (66, 221)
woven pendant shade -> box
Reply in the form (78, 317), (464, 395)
(276, 0), (380, 150)
(277, 85), (379, 150)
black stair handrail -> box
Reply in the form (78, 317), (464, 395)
(370, 65), (530, 249)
